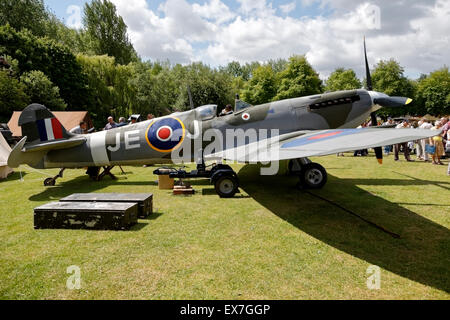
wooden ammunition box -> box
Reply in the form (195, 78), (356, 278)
(59, 193), (153, 218)
(34, 202), (138, 230)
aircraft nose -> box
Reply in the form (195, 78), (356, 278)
(368, 91), (413, 108)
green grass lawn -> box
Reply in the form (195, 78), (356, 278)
(1, 153), (449, 299)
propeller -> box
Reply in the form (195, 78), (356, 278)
(364, 37), (383, 164)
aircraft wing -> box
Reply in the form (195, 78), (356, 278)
(206, 128), (441, 163)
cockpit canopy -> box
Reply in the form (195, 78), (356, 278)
(195, 104), (217, 121)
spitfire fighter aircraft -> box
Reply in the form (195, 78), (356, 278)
(8, 42), (440, 197)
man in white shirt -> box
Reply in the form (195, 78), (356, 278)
(219, 105), (233, 116)
(69, 121), (87, 134)
(104, 116), (117, 130)
(418, 119), (433, 161)
(394, 120), (413, 161)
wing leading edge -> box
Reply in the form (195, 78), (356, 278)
(206, 128), (441, 163)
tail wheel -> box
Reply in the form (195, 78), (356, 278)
(44, 178), (56, 186)
(214, 175), (239, 198)
(300, 163), (327, 189)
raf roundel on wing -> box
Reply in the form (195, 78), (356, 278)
(145, 117), (185, 152)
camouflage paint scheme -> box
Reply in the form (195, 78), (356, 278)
(9, 89), (379, 169)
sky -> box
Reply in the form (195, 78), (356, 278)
(44, 0), (450, 79)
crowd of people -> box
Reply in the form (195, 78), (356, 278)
(348, 116), (450, 175)
(69, 113), (155, 135)
(103, 113), (155, 130)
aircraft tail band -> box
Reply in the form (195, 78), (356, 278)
(36, 117), (64, 141)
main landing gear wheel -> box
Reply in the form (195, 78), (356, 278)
(214, 175), (239, 198)
(299, 163), (327, 189)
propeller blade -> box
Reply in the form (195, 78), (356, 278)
(370, 111), (383, 164)
(374, 146), (383, 164)
(374, 97), (413, 108)
(370, 112), (377, 126)
(364, 37), (373, 91)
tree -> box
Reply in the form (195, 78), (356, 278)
(267, 58), (288, 73)
(83, 0), (137, 65)
(222, 61), (244, 78)
(20, 71), (66, 110)
(77, 54), (135, 127)
(325, 68), (362, 92)
(241, 65), (277, 105)
(0, 70), (29, 121)
(131, 64), (180, 116)
(274, 55), (323, 101)
(371, 59), (415, 116)
(0, 0), (49, 37)
(415, 67), (450, 116)
(44, 15), (95, 55)
(173, 63), (234, 112)
(0, 25), (90, 109)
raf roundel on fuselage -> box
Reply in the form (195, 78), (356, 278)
(145, 117), (185, 152)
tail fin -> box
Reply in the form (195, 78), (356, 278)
(7, 104), (86, 168)
(19, 104), (71, 146)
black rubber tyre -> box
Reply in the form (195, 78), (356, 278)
(214, 175), (239, 198)
(44, 178), (56, 186)
(86, 166), (100, 180)
(299, 163), (327, 189)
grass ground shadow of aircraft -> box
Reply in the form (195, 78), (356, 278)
(25, 163), (450, 292)
(238, 164), (450, 294)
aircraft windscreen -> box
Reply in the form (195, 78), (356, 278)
(195, 104), (217, 121)
(235, 99), (252, 112)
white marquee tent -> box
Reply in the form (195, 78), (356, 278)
(0, 133), (13, 179)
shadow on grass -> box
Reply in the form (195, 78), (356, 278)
(142, 212), (164, 221)
(201, 187), (250, 198)
(29, 175), (158, 202)
(238, 164), (450, 293)
(344, 172), (450, 191)
(129, 222), (150, 231)
(2, 171), (27, 181)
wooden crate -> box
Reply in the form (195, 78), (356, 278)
(173, 185), (195, 195)
(34, 202), (138, 230)
(60, 193), (153, 218)
(158, 175), (174, 190)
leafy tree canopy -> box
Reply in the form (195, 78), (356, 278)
(0, 70), (29, 121)
(20, 70), (66, 110)
(415, 67), (450, 116)
(241, 65), (278, 105)
(0, 24), (89, 109)
(83, 0), (137, 65)
(274, 55), (323, 101)
(0, 0), (49, 37)
(325, 68), (362, 92)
